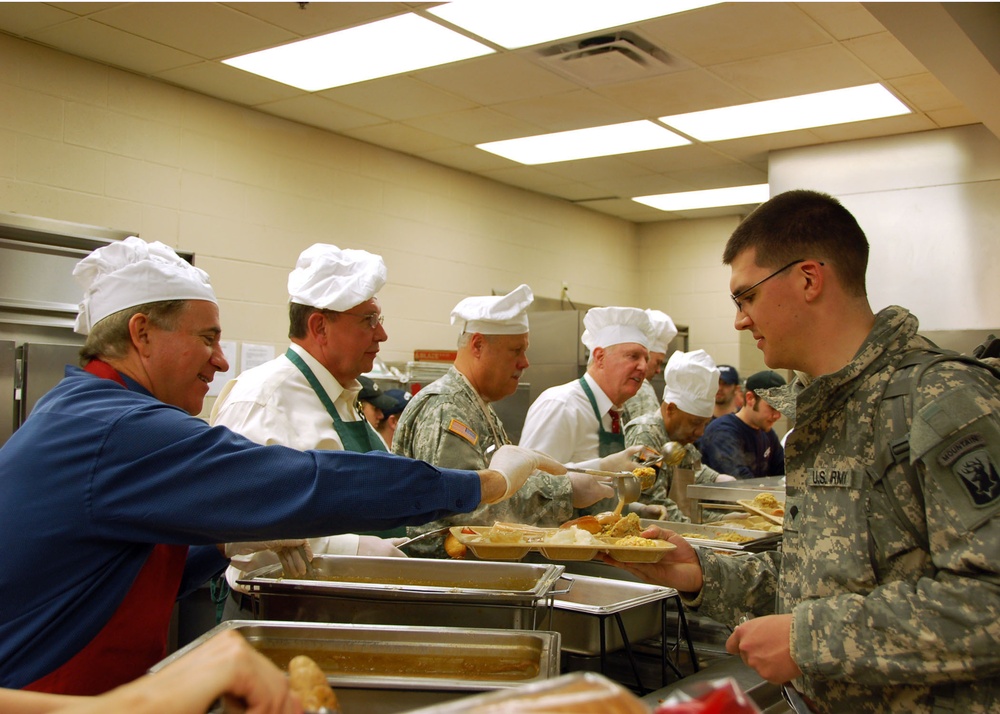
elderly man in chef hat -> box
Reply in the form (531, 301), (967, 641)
(622, 309), (678, 424)
(520, 306), (653, 474)
(625, 350), (737, 522)
(0, 237), (555, 695)
(211, 243), (407, 616)
(393, 285), (614, 557)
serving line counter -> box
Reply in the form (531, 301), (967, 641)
(687, 476), (785, 523)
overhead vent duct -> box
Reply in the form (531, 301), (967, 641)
(536, 31), (676, 86)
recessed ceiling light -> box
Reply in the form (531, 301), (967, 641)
(633, 184), (770, 212)
(428, 0), (721, 50)
(477, 120), (690, 164)
(658, 84), (910, 142)
(223, 14), (494, 91)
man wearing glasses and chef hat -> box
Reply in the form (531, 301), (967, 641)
(393, 285), (613, 557)
(622, 308), (678, 424)
(0, 238), (556, 695)
(520, 305), (653, 472)
(211, 243), (411, 615)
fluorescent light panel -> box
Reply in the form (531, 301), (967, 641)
(223, 14), (493, 91)
(477, 120), (690, 164)
(428, 0), (720, 50)
(659, 84), (910, 142)
(634, 184), (770, 212)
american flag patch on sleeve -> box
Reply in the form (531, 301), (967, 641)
(447, 418), (478, 445)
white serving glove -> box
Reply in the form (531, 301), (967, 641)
(572, 445), (644, 472)
(487, 445), (567, 502)
(357, 535), (408, 558)
(224, 539), (313, 578)
(715, 474), (737, 482)
(627, 502), (668, 521)
(567, 471), (616, 508)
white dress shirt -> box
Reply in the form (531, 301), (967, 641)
(519, 372), (617, 466)
(210, 343), (364, 589)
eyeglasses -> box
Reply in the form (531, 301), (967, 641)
(730, 259), (823, 312)
(324, 310), (385, 330)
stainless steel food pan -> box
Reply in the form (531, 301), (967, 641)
(238, 555), (566, 630)
(539, 574), (677, 655)
(152, 620), (561, 714)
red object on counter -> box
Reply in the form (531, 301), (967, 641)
(654, 677), (761, 714)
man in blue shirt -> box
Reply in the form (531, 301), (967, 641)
(699, 369), (786, 479)
(0, 237), (558, 695)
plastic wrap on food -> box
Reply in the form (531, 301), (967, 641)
(653, 677), (761, 714)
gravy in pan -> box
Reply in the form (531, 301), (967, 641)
(257, 645), (539, 681)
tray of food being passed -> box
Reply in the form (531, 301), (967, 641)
(450, 512), (675, 564)
(639, 519), (782, 552)
(736, 492), (786, 525)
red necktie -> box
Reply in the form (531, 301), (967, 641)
(609, 409), (621, 434)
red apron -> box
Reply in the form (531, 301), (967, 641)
(24, 360), (190, 695)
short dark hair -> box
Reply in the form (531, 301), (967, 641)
(723, 189), (869, 297)
(79, 300), (188, 364)
(288, 301), (322, 339)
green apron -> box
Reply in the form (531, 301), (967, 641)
(286, 349), (405, 537)
(579, 376), (625, 457)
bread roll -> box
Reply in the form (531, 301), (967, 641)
(444, 532), (467, 559)
(288, 654), (339, 712)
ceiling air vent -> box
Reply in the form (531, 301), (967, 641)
(537, 31), (675, 86)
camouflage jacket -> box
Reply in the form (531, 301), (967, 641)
(687, 306), (1000, 713)
(624, 410), (722, 522)
(392, 366), (574, 557)
(622, 379), (658, 426)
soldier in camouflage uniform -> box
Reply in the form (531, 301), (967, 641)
(624, 349), (735, 523)
(622, 309), (677, 424)
(393, 285), (613, 557)
(608, 190), (1000, 713)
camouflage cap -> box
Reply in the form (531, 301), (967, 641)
(754, 383), (796, 420)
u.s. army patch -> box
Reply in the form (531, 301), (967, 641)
(952, 448), (1000, 507)
(447, 418), (478, 446)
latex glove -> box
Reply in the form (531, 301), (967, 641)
(716, 474), (737, 482)
(487, 445), (567, 502)
(722, 511), (750, 521)
(597, 445), (644, 472)
(357, 535), (408, 558)
(567, 471), (616, 508)
(627, 502), (668, 521)
(224, 539), (312, 578)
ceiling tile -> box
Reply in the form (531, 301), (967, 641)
(640, 3), (830, 67)
(321, 76), (478, 121)
(255, 94), (387, 133)
(157, 61), (301, 106)
(623, 144), (756, 173)
(414, 145), (518, 173)
(93, 2), (296, 59)
(796, 2), (885, 41)
(889, 72), (965, 113)
(341, 121), (462, 155)
(538, 155), (657, 184)
(222, 1), (410, 37)
(844, 31), (926, 79)
(29, 17), (201, 75)
(491, 88), (643, 133)
(574, 197), (672, 222)
(708, 44), (873, 100)
(404, 106), (542, 144)
(0, 2), (77, 34)
(415, 52), (578, 105)
(594, 67), (752, 117)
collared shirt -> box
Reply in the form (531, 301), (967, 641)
(519, 372), (617, 465)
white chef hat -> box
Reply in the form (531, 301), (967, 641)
(661, 349), (720, 418)
(73, 236), (217, 335)
(645, 309), (678, 353)
(581, 306), (652, 351)
(287, 243), (386, 310)
(451, 284), (534, 335)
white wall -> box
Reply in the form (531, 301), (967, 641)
(0, 33), (642, 396)
(770, 124), (1000, 332)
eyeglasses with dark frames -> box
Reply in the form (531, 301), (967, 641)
(730, 259), (823, 312)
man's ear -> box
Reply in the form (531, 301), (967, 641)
(591, 346), (605, 368)
(128, 313), (152, 353)
(307, 310), (329, 341)
(801, 259), (825, 303)
(469, 332), (486, 357)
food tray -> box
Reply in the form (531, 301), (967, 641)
(449, 526), (675, 563)
(544, 574), (677, 655)
(639, 520), (782, 552)
(239, 555), (565, 631)
(152, 621), (561, 714)
(736, 498), (785, 525)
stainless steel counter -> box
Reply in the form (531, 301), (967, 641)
(687, 476), (785, 523)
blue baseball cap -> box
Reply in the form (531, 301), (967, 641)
(718, 365), (740, 385)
